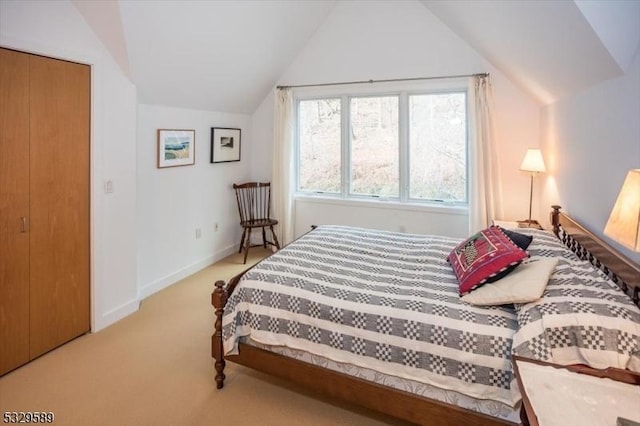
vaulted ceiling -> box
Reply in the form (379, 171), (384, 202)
(422, 0), (640, 104)
(74, 0), (640, 114)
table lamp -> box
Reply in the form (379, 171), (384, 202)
(520, 149), (546, 227)
(604, 169), (640, 252)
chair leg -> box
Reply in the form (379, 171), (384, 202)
(243, 228), (252, 264)
(270, 225), (281, 250)
(238, 227), (247, 254)
(262, 227), (267, 248)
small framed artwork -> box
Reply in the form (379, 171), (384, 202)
(157, 129), (195, 168)
(211, 127), (241, 163)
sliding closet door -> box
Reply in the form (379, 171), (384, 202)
(28, 55), (90, 358)
(0, 48), (31, 375)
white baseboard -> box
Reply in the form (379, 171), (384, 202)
(138, 244), (237, 300)
(93, 297), (140, 332)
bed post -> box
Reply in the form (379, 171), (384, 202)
(212, 280), (227, 389)
(551, 205), (562, 237)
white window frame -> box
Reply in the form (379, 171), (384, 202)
(294, 78), (470, 208)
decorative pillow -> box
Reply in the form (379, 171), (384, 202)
(461, 258), (558, 306)
(448, 226), (529, 295)
(500, 228), (533, 250)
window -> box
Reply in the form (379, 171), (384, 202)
(409, 93), (466, 202)
(298, 99), (341, 193)
(350, 96), (399, 197)
(295, 82), (468, 205)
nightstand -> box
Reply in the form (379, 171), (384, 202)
(492, 220), (543, 230)
(513, 356), (640, 426)
(492, 220), (519, 229)
(516, 219), (543, 230)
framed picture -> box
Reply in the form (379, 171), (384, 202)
(157, 129), (195, 168)
(211, 127), (241, 163)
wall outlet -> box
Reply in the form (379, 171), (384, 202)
(195, 228), (202, 239)
(213, 222), (219, 232)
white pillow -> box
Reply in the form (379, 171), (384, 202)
(461, 258), (559, 306)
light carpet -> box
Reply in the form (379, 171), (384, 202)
(0, 249), (404, 426)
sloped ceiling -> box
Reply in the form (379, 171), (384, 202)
(72, 0), (131, 78)
(421, 0), (639, 104)
(74, 0), (639, 113)
(575, 0), (640, 73)
(118, 0), (336, 114)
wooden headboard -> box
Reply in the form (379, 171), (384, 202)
(551, 205), (640, 307)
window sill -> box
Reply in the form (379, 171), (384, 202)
(294, 194), (468, 216)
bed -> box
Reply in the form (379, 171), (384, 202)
(211, 206), (640, 425)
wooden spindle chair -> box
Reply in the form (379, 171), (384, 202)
(233, 182), (281, 264)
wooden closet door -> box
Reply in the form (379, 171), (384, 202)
(0, 48), (31, 375)
(28, 55), (90, 358)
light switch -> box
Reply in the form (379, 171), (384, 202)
(104, 179), (114, 194)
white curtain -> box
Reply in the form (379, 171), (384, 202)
(271, 88), (295, 246)
(469, 75), (503, 233)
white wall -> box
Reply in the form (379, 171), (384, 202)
(0, 0), (138, 331)
(136, 104), (252, 297)
(540, 50), (640, 263)
(251, 0), (541, 239)
(295, 198), (468, 238)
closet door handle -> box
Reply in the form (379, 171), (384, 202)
(20, 216), (29, 233)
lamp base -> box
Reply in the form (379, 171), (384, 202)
(517, 219), (543, 230)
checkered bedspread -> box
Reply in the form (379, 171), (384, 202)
(511, 229), (640, 372)
(222, 225), (519, 405)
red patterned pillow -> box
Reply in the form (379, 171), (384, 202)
(448, 226), (529, 295)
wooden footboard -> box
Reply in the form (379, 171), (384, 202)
(211, 271), (245, 389)
(211, 281), (227, 389)
(226, 343), (514, 426)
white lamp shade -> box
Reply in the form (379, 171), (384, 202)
(604, 169), (640, 252)
(520, 149), (547, 173)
